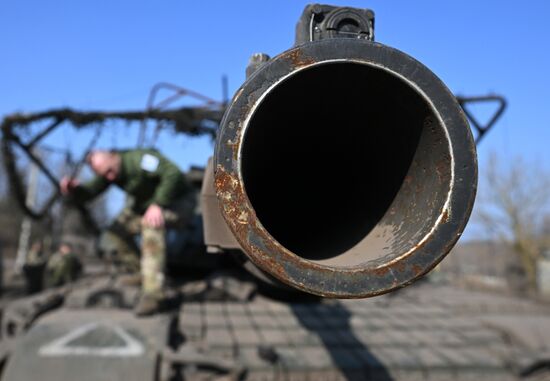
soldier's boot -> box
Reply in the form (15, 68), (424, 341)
(134, 293), (161, 317)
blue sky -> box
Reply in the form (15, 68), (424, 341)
(1, 1), (549, 239)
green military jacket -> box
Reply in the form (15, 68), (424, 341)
(73, 149), (190, 213)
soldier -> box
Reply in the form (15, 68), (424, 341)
(60, 149), (193, 316)
(22, 241), (47, 293)
(45, 242), (82, 288)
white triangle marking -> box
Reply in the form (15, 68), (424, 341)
(39, 322), (145, 357)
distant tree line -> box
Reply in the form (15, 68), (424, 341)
(474, 153), (550, 294)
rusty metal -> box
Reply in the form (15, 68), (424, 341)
(214, 37), (477, 298)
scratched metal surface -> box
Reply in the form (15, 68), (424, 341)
(215, 38), (477, 298)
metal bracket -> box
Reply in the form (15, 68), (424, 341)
(456, 94), (507, 145)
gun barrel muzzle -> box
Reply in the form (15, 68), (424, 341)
(215, 39), (477, 298)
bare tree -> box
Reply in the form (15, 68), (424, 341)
(475, 153), (550, 292)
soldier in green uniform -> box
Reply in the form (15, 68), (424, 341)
(60, 149), (193, 316)
(45, 242), (82, 288)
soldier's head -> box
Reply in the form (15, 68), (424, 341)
(87, 150), (121, 181)
(59, 242), (73, 255)
(30, 241), (42, 253)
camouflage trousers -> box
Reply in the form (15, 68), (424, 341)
(45, 251), (82, 288)
(103, 198), (194, 297)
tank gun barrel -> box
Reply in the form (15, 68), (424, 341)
(208, 4), (477, 297)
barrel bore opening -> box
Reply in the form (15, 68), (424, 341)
(241, 62), (451, 267)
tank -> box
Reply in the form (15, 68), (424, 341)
(1, 4), (532, 381)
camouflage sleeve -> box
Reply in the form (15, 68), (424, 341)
(71, 176), (110, 203)
(150, 158), (185, 207)
(46, 253), (66, 287)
